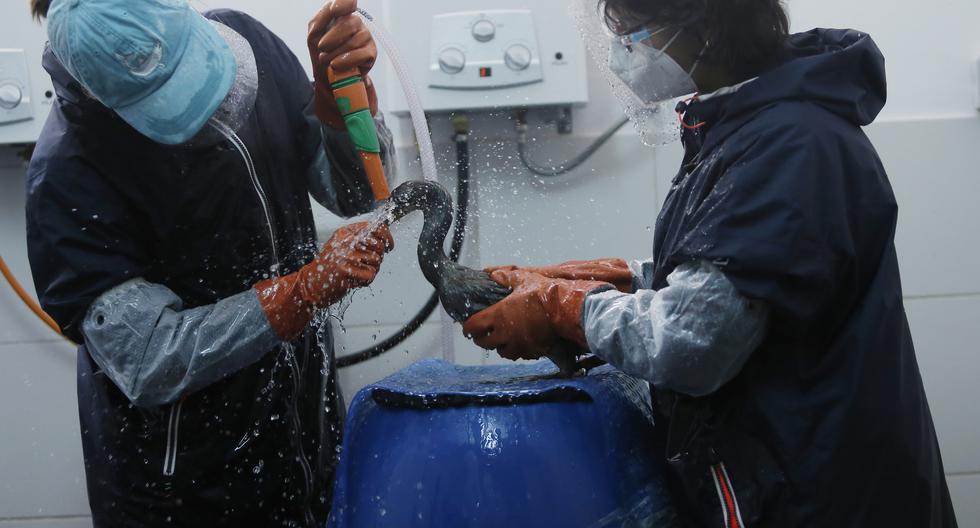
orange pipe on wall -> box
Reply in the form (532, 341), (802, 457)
(0, 254), (72, 342)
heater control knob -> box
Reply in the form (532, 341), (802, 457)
(0, 83), (23, 110)
(438, 48), (466, 75)
(504, 45), (533, 71)
(472, 20), (496, 43)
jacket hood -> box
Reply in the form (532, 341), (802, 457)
(691, 29), (887, 140)
(43, 45), (91, 106)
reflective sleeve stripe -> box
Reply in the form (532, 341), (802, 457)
(711, 462), (745, 528)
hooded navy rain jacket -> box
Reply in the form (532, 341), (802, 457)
(25, 10), (378, 527)
(649, 29), (957, 527)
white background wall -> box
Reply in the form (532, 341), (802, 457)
(1, 0), (978, 526)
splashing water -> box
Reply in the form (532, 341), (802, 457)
(212, 117), (350, 516)
(314, 200), (397, 329)
(325, 200), (397, 262)
(211, 117), (397, 330)
(209, 119), (281, 272)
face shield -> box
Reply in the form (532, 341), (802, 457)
(570, 0), (696, 146)
(183, 21), (259, 148)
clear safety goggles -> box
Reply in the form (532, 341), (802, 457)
(617, 26), (680, 55)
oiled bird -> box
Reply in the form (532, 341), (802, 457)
(388, 180), (585, 376)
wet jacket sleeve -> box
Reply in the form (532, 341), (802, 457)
(26, 121), (282, 409)
(26, 154), (149, 341)
(582, 260), (770, 397)
(665, 115), (891, 336)
(81, 279), (280, 408)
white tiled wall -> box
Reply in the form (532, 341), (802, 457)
(949, 475), (980, 527)
(866, 118), (980, 298)
(0, 341), (88, 521)
(0, 150), (91, 527)
(904, 295), (980, 476)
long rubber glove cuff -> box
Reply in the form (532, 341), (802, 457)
(254, 261), (346, 342)
(488, 258), (634, 294)
(464, 269), (614, 359)
(539, 278), (617, 349)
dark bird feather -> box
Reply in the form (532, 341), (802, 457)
(388, 181), (583, 376)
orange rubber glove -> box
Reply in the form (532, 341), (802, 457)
(255, 222), (393, 340)
(462, 269), (614, 361)
(486, 258), (634, 294)
(307, 0), (379, 130)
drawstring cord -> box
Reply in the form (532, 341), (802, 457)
(676, 94), (707, 130)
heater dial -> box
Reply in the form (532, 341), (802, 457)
(472, 20), (496, 42)
(504, 45), (532, 71)
(438, 48), (466, 74)
(0, 83), (23, 110)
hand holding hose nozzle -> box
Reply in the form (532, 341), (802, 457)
(308, 0), (389, 201)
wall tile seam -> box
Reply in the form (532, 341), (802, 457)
(873, 113), (980, 125)
(0, 339), (72, 346)
(904, 292), (980, 301)
(0, 515), (91, 522)
(947, 471), (980, 478)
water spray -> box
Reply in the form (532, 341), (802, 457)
(325, 9), (596, 375)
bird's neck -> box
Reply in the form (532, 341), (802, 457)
(417, 198), (453, 286)
(389, 181), (456, 288)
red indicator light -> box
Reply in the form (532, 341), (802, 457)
(479, 67), (493, 78)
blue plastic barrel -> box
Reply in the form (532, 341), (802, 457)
(328, 359), (678, 527)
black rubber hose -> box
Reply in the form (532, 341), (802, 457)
(337, 130), (471, 367)
(517, 115), (629, 177)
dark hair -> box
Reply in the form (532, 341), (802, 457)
(31, 0), (50, 21)
(601, 0), (789, 77)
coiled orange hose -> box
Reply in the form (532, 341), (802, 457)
(0, 254), (72, 343)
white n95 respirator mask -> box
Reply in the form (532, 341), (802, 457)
(608, 28), (700, 105)
(570, 0), (703, 147)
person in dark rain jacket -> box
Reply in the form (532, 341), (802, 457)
(462, 0), (958, 526)
(25, 0), (393, 525)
